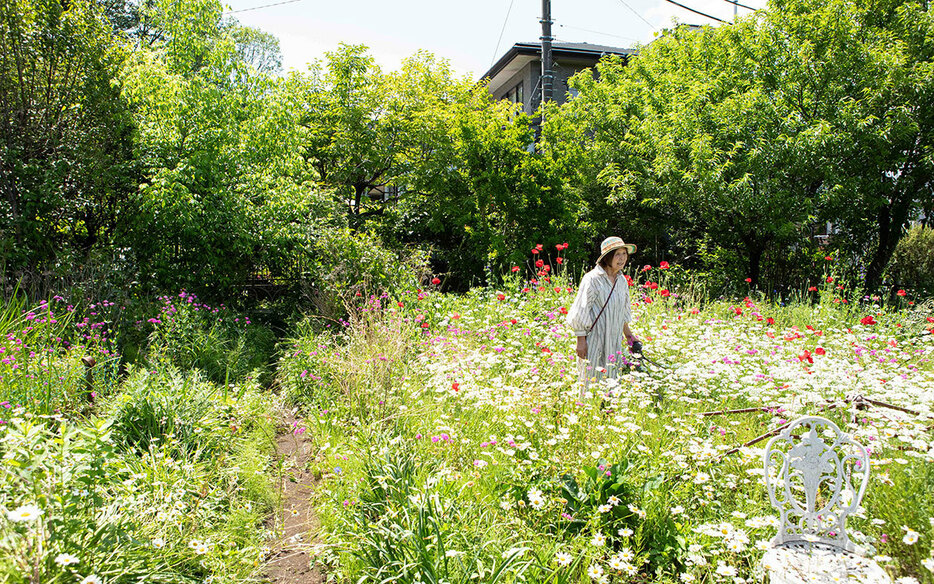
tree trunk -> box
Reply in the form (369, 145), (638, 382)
(864, 198), (912, 293)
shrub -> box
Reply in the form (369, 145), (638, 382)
(108, 366), (226, 458)
(305, 228), (428, 320)
(146, 292), (274, 384)
(888, 224), (934, 296)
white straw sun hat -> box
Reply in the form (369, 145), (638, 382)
(597, 236), (637, 263)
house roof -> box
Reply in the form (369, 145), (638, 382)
(482, 41), (635, 85)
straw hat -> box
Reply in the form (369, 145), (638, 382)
(597, 236), (637, 263)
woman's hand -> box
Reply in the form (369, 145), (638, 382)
(576, 336), (588, 359)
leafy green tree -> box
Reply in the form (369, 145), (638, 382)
(120, 0), (294, 295)
(547, 23), (823, 288)
(548, 0), (934, 292)
(0, 0), (137, 282)
(287, 44), (416, 228)
(765, 0), (934, 291)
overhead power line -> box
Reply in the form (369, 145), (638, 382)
(614, 0), (658, 31)
(226, 0), (303, 14)
(557, 23), (639, 43)
(720, 0), (758, 11)
(664, 0), (725, 23)
(490, 0), (517, 68)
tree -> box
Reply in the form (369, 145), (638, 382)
(547, 0), (934, 292)
(0, 0), (137, 283)
(119, 0), (293, 295)
(548, 24), (822, 288)
(286, 44), (411, 228)
(764, 0), (934, 291)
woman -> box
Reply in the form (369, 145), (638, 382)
(565, 236), (638, 395)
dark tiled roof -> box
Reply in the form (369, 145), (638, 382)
(483, 41), (635, 81)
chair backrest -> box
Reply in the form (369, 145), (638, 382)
(763, 416), (870, 552)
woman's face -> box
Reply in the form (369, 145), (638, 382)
(609, 248), (629, 272)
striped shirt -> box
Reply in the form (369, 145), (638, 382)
(565, 264), (632, 389)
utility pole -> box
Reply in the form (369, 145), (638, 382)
(540, 0), (554, 106)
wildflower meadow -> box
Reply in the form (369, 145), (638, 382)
(279, 251), (934, 584)
(1, 250), (933, 584)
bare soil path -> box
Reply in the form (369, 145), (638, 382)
(263, 409), (325, 584)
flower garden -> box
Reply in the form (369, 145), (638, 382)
(280, 256), (934, 584)
(1, 256), (933, 583)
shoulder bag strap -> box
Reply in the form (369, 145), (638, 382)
(587, 274), (619, 334)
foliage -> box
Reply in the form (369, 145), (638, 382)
(546, 0), (934, 294)
(0, 371), (276, 583)
(334, 434), (532, 584)
(889, 224), (934, 296)
(145, 292), (274, 384)
(300, 228), (428, 319)
(0, 0), (137, 285)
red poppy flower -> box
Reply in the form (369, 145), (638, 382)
(745, 278), (752, 283)
(421, 322), (429, 328)
(625, 275), (634, 286)
(825, 256), (833, 261)
(542, 265), (551, 272)
(452, 382), (459, 392)
(511, 266), (520, 272)
(766, 317), (775, 325)
(510, 318), (517, 324)
(659, 289), (670, 297)
(431, 277), (441, 285)
(536, 244), (543, 250)
(497, 293), (505, 301)
(397, 302), (404, 308)
(733, 307), (743, 316)
(452, 313), (460, 319)
(555, 287), (561, 293)
(826, 276), (833, 283)
(897, 289), (907, 297)
(815, 347), (825, 356)
(808, 286), (817, 292)
(659, 261), (670, 269)
(798, 350), (813, 364)
(556, 257), (563, 264)
(522, 287), (529, 293)
(927, 317), (934, 323)
(860, 315), (876, 325)
(559, 306), (568, 314)
(531, 248), (539, 255)
(642, 265), (652, 272)
(535, 259), (544, 268)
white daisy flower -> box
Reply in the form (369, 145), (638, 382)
(53, 553), (79, 567)
(7, 504), (42, 522)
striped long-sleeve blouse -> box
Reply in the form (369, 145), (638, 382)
(565, 264), (632, 387)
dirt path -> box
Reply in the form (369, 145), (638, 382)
(263, 409), (325, 584)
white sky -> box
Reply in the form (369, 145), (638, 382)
(223, 0), (769, 80)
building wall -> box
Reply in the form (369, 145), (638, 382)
(492, 57), (607, 116)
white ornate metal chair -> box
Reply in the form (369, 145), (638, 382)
(761, 416), (891, 584)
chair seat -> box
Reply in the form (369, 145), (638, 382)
(762, 543), (892, 584)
